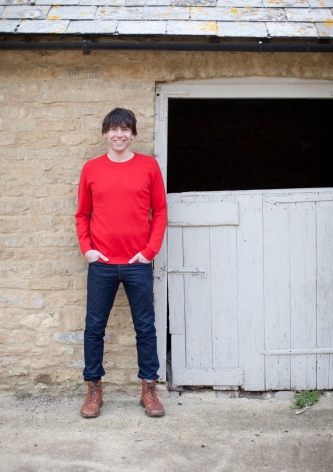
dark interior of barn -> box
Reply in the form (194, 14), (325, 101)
(167, 98), (333, 194)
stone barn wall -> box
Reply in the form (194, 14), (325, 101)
(0, 48), (332, 393)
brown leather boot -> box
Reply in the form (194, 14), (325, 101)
(140, 380), (165, 417)
(80, 380), (103, 418)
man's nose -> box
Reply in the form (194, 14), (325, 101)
(116, 127), (124, 136)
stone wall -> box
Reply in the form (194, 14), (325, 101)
(0, 49), (332, 393)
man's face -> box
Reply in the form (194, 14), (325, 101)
(103, 125), (134, 153)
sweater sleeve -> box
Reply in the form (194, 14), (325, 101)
(140, 161), (167, 261)
(75, 164), (93, 255)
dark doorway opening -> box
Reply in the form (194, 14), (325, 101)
(167, 98), (333, 193)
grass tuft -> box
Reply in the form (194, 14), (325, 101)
(291, 389), (324, 410)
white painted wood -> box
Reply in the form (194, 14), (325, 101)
(167, 227), (185, 335)
(168, 201), (239, 226)
(264, 194), (333, 204)
(262, 349), (333, 355)
(171, 334), (186, 373)
(210, 225), (239, 370)
(172, 368), (243, 386)
(263, 197), (291, 390)
(237, 194), (265, 391)
(183, 226), (212, 370)
(290, 202), (317, 390)
(316, 201), (333, 389)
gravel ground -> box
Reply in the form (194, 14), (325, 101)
(1, 390), (332, 472)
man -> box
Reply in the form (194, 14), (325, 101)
(75, 108), (167, 418)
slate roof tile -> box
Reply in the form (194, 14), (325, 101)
(18, 18), (69, 32)
(237, 7), (287, 20)
(263, 0), (309, 6)
(125, 1), (171, 4)
(36, 0), (80, 5)
(0, 1), (332, 38)
(315, 20), (333, 35)
(2, 5), (50, 19)
(172, 0), (215, 5)
(118, 19), (167, 33)
(167, 19), (217, 33)
(0, 19), (21, 32)
(80, 0), (125, 5)
(267, 20), (318, 34)
(217, 0), (264, 5)
(285, 7), (333, 20)
(218, 20), (268, 35)
(190, 6), (235, 20)
(66, 19), (117, 33)
(47, 6), (97, 20)
(145, 6), (190, 18)
(308, 0), (333, 5)
(95, 6), (143, 19)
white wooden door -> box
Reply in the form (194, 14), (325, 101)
(167, 190), (333, 390)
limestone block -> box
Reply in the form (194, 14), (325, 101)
(118, 332), (137, 346)
(56, 332), (84, 344)
(18, 312), (61, 330)
(33, 333), (52, 347)
(0, 132), (18, 145)
(68, 358), (85, 368)
(1, 290), (47, 310)
(61, 310), (85, 332)
(116, 357), (138, 369)
(109, 370), (127, 384)
(8, 368), (29, 377)
(34, 373), (52, 384)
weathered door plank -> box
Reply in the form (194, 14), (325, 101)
(237, 194), (265, 391)
(263, 198), (291, 390)
(290, 202), (317, 390)
(183, 225), (212, 371)
(316, 201), (333, 389)
(210, 225), (239, 370)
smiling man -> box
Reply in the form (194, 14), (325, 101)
(75, 108), (167, 418)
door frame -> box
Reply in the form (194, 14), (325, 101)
(153, 77), (333, 382)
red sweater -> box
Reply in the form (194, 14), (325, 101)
(75, 153), (167, 264)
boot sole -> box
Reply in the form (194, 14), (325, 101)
(80, 401), (103, 418)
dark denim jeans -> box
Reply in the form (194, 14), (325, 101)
(83, 261), (159, 383)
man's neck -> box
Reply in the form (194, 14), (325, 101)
(107, 150), (134, 163)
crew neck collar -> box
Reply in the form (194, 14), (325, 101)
(105, 152), (136, 164)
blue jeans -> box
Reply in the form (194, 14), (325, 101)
(83, 261), (159, 382)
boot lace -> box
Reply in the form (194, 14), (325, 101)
(146, 383), (159, 404)
(87, 384), (99, 403)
